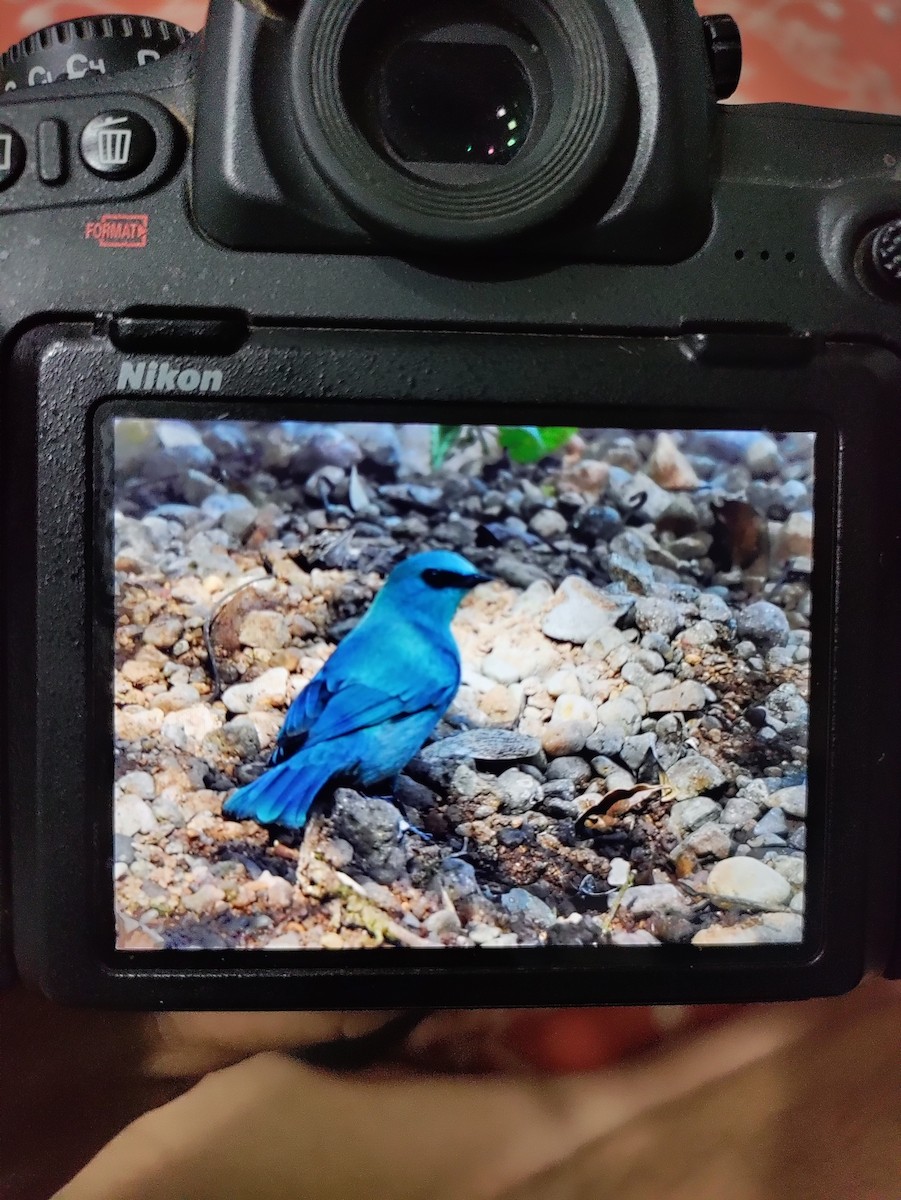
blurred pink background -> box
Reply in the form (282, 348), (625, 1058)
(1, 0), (900, 113)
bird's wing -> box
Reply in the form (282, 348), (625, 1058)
(303, 644), (461, 749)
(269, 672), (331, 764)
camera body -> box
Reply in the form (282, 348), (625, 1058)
(1, 0), (899, 1008)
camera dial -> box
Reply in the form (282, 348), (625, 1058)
(0, 16), (190, 92)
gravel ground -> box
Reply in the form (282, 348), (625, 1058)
(111, 420), (813, 951)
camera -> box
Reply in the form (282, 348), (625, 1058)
(1, 0), (899, 1010)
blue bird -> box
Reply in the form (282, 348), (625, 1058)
(222, 550), (491, 829)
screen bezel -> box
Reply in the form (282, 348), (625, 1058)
(17, 321), (897, 1007)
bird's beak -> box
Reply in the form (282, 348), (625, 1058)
(466, 573), (493, 589)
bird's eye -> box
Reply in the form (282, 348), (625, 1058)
(422, 568), (470, 589)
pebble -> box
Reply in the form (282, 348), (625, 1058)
(529, 509), (568, 539)
(221, 667), (290, 714)
(683, 822), (732, 859)
(469, 923), (503, 945)
(421, 729), (541, 765)
(482, 639), (557, 684)
(665, 752), (726, 800)
(501, 889), (558, 927)
(115, 706), (165, 741)
(745, 434), (781, 478)
(753, 807), (789, 839)
(152, 683), (202, 713)
(633, 597), (685, 638)
(770, 854), (806, 889)
(434, 858), (481, 901)
(736, 601), (790, 649)
(331, 790), (407, 885)
(585, 726), (625, 758)
(114, 832), (136, 865)
(595, 697), (643, 738)
(669, 797), (722, 835)
(692, 912), (803, 945)
(115, 794), (157, 837)
(774, 512), (813, 562)
(721, 795), (764, 827)
(647, 432), (701, 491)
(143, 617), (183, 649)
(161, 704), (222, 751)
(608, 554), (656, 596)
(619, 732), (658, 772)
(238, 610), (290, 651)
(265, 932), (304, 950)
(541, 576), (631, 644)
(152, 795), (186, 828)
(611, 930), (662, 946)
(545, 757), (593, 786)
(620, 883), (691, 917)
(183, 883), (226, 913)
(117, 771), (155, 800)
(607, 857), (631, 887)
(202, 493), (259, 539)
(498, 768), (542, 814)
(647, 681), (707, 714)
(113, 862), (130, 881)
(542, 694), (597, 755)
(706, 857), (792, 908)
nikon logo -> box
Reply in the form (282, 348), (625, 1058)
(117, 361), (224, 394)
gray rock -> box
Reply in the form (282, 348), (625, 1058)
(647, 681), (707, 714)
(117, 771), (155, 800)
(501, 888), (558, 927)
(697, 592), (733, 624)
(753, 807), (789, 839)
(789, 825), (807, 851)
(498, 768), (542, 814)
(767, 784), (807, 819)
(152, 795), (186, 828)
(736, 601), (790, 649)
(113, 832), (135, 865)
(541, 576), (632, 644)
(422, 729), (541, 765)
(770, 854), (806, 889)
(595, 697), (643, 737)
(433, 858), (481, 901)
(620, 732), (658, 772)
(608, 554), (656, 596)
(666, 752), (726, 800)
(678, 620), (719, 649)
(670, 796), (722, 836)
(683, 822), (732, 859)
(331, 790), (407, 885)
(692, 912), (803, 945)
(115, 794), (157, 838)
(143, 617), (183, 650)
(706, 857), (792, 908)
(611, 930), (663, 946)
(760, 684), (809, 742)
(745, 434), (782, 478)
(634, 597), (685, 638)
(721, 795), (764, 827)
(607, 857), (631, 888)
(201, 493), (259, 540)
(584, 726), (625, 759)
(620, 883), (691, 918)
(492, 554), (552, 590)
(545, 757), (593, 787)
(529, 508), (568, 539)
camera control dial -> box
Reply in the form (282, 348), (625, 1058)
(0, 16), (190, 92)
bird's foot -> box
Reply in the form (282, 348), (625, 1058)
(398, 817), (433, 843)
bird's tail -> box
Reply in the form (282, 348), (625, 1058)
(222, 747), (335, 829)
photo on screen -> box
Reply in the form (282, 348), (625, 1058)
(107, 418), (813, 951)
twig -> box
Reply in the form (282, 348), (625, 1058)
(600, 869), (635, 934)
(203, 569), (273, 700)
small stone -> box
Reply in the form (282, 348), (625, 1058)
(634, 597), (686, 638)
(683, 822), (732, 859)
(541, 576), (631, 644)
(421, 729), (541, 765)
(544, 669), (582, 699)
(542, 694), (597, 756)
(114, 832), (136, 865)
(258, 871), (294, 909)
(665, 753), (726, 800)
(469, 923), (503, 945)
(480, 683), (523, 724)
(529, 508), (568, 539)
(222, 668), (290, 714)
(183, 883), (226, 913)
(331, 790), (406, 885)
(721, 795), (764, 827)
(584, 726), (625, 758)
(152, 684), (202, 713)
(753, 808), (789, 839)
(143, 617), (183, 650)
(620, 883), (691, 918)
(706, 857), (792, 908)
(501, 888), (557, 927)
(115, 706), (165, 742)
(595, 697), (642, 738)
(770, 854), (806, 889)
(424, 907), (463, 937)
(736, 601), (790, 649)
(117, 770), (155, 800)
(760, 684), (809, 741)
(692, 912), (803, 946)
(608, 554), (656, 596)
(115, 794), (156, 837)
(265, 932), (304, 950)
(677, 620), (719, 649)
(774, 512), (813, 563)
(544, 757), (591, 786)
(647, 432), (700, 491)
(113, 862), (129, 881)
(161, 703), (222, 751)
(789, 825), (807, 851)
(607, 857), (631, 887)
(482, 639), (557, 684)
(790, 892), (805, 914)
(498, 768), (542, 814)
(646, 681), (707, 714)
(238, 610), (290, 651)
(610, 930), (662, 946)
(152, 795), (186, 828)
(619, 732), (658, 772)
(669, 797), (722, 836)
(202, 493), (258, 539)
(562, 458), (610, 501)
(745, 434), (781, 478)
(434, 858), (481, 902)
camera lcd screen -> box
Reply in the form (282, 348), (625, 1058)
(107, 419), (814, 953)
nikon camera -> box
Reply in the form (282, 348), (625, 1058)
(1, 0), (899, 1009)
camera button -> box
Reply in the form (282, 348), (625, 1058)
(37, 119), (67, 186)
(871, 218), (901, 295)
(0, 124), (25, 190)
(80, 110), (155, 180)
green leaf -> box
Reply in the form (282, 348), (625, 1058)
(431, 424), (463, 469)
(498, 425), (577, 464)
